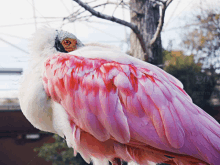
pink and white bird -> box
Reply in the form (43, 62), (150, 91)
(19, 27), (220, 165)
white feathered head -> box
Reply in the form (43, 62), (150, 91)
(29, 27), (84, 58)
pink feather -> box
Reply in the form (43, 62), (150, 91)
(43, 52), (220, 165)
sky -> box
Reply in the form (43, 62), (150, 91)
(0, 0), (219, 94)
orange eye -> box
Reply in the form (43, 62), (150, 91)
(63, 40), (71, 45)
(61, 38), (77, 52)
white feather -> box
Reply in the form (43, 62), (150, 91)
(128, 162), (139, 165)
(91, 157), (109, 165)
(18, 67), (56, 133)
(51, 101), (73, 148)
(19, 27), (59, 134)
(128, 161), (157, 165)
(29, 26), (58, 58)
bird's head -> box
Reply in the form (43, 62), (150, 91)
(29, 27), (84, 58)
(54, 29), (84, 53)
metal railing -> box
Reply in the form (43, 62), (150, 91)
(0, 68), (23, 74)
(0, 103), (20, 111)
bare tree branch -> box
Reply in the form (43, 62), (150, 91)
(93, 2), (116, 8)
(150, 0), (173, 46)
(112, 0), (123, 16)
(70, 0), (173, 60)
(72, 0), (147, 54)
(85, 0), (99, 4)
(166, 0), (173, 6)
(65, 2), (130, 25)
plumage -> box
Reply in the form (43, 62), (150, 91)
(19, 27), (220, 165)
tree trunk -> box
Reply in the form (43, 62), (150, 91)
(130, 0), (163, 65)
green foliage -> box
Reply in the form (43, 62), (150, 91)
(163, 51), (218, 117)
(163, 50), (200, 70)
(34, 134), (89, 165)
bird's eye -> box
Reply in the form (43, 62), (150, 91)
(61, 38), (78, 52)
(63, 40), (71, 45)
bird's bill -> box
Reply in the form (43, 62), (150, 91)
(61, 38), (77, 52)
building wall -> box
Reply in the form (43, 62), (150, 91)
(0, 135), (54, 165)
(0, 109), (55, 165)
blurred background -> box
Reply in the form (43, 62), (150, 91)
(0, 0), (220, 164)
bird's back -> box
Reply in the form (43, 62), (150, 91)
(42, 46), (220, 165)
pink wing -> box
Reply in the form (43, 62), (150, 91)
(43, 53), (220, 165)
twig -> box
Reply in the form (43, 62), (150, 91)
(112, 0), (123, 16)
(85, 0), (98, 4)
(72, 0), (147, 54)
(150, 0), (173, 46)
(68, 14), (93, 22)
(166, 0), (173, 6)
(0, 37), (29, 54)
(93, 1), (119, 8)
(65, 2), (121, 21)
